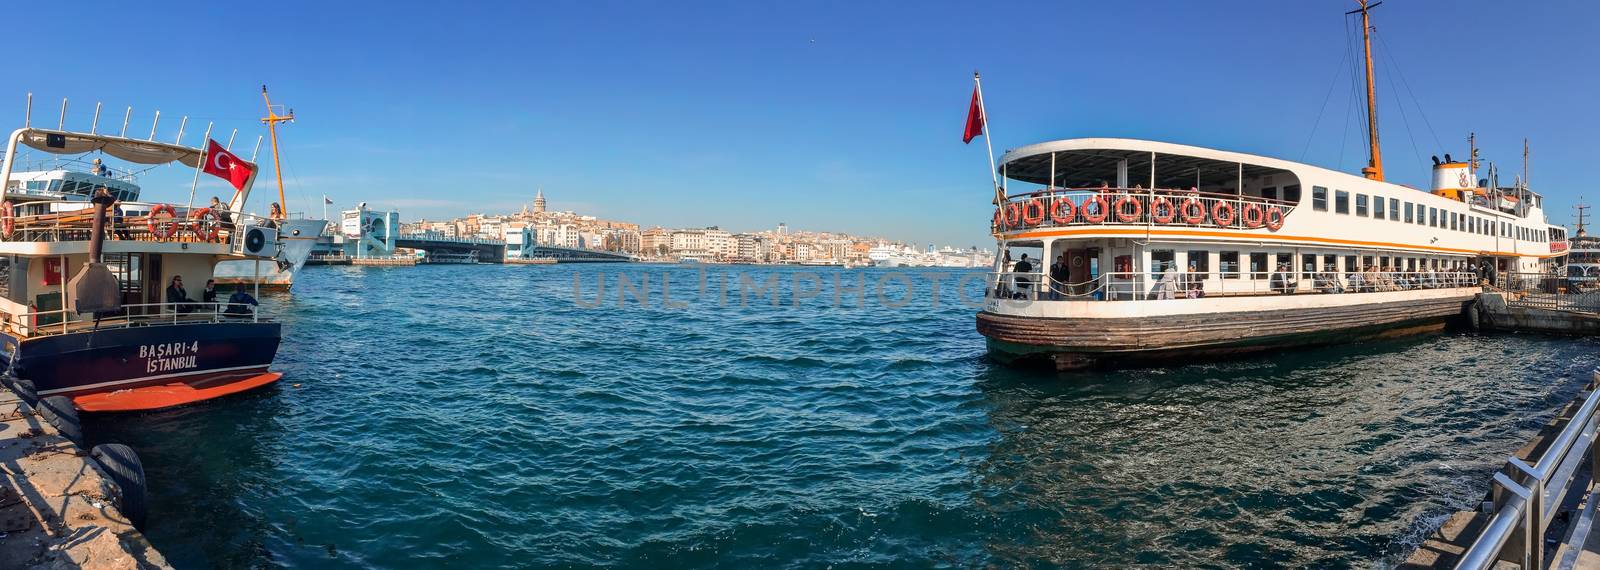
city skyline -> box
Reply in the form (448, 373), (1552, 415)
(5, 1), (1596, 247)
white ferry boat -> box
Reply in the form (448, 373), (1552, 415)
(0, 105), (296, 411)
(1565, 207), (1596, 285)
(972, 3), (1566, 370)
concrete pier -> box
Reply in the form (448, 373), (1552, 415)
(0, 389), (168, 569)
(1476, 292), (1600, 335)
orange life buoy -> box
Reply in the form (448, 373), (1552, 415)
(1021, 198), (1046, 226)
(1265, 206), (1285, 231)
(1049, 196), (1075, 224)
(148, 204), (177, 239)
(1005, 202), (1021, 228)
(0, 200), (13, 239)
(1113, 195), (1143, 223)
(1179, 197), (1205, 225)
(1241, 203), (1265, 228)
(992, 208), (1004, 230)
(1210, 201), (1236, 227)
(1080, 194), (1109, 223)
(190, 207), (221, 242)
(1149, 196), (1176, 224)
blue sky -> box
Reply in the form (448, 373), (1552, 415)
(6, 1), (1596, 247)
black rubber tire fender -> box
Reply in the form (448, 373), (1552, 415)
(90, 444), (148, 530)
(38, 396), (82, 447)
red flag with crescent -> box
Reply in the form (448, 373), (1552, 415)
(201, 139), (252, 191)
(962, 85), (984, 144)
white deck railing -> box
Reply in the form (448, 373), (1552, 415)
(4, 300), (265, 338)
(987, 270), (1477, 302)
(992, 187), (1297, 233)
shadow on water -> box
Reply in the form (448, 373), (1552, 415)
(62, 264), (1600, 569)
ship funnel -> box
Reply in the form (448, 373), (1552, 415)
(1431, 160), (1476, 201)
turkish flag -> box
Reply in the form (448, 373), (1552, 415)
(962, 85), (984, 144)
(201, 139), (253, 191)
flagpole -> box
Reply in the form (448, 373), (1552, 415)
(185, 122), (214, 212)
(974, 72), (1002, 205)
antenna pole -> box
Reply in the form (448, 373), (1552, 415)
(1358, 0), (1383, 181)
(1522, 138), (1529, 190)
(260, 85), (294, 215)
(973, 72), (1001, 205)
(1577, 202), (1590, 238)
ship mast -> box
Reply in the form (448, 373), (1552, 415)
(1354, 0), (1384, 181)
(260, 85), (294, 212)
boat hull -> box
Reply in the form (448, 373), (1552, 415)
(977, 294), (1475, 370)
(3, 320), (282, 402)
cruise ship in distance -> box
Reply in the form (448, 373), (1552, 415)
(867, 244), (994, 268)
(973, 2), (1567, 370)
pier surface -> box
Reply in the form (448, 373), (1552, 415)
(0, 389), (168, 569)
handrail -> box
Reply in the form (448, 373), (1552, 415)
(0, 197), (283, 250)
(1455, 368), (1600, 569)
(3, 300), (265, 337)
(986, 270), (1476, 302)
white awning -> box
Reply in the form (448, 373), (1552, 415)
(15, 128), (255, 170)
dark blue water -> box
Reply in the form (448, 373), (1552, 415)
(83, 264), (1600, 568)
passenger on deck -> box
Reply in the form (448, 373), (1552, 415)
(209, 196), (235, 234)
(224, 289), (259, 316)
(263, 202), (285, 229)
(166, 275), (197, 313)
(1184, 261), (1205, 298)
(1049, 254), (1068, 300)
(202, 279), (218, 305)
(1153, 265), (1178, 300)
(91, 158), (109, 177)
(1012, 254), (1034, 300)
(1269, 264), (1296, 294)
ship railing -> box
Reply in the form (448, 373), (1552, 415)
(1, 198), (282, 251)
(3, 301), (265, 338)
(1500, 271), (1600, 313)
(990, 187), (1297, 233)
(2, 156), (140, 183)
(1454, 369), (1600, 570)
(986, 270), (1477, 302)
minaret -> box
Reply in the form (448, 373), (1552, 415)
(534, 189), (547, 213)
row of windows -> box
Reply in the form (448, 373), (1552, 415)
(1149, 249), (1465, 280)
(24, 179), (138, 201)
(1310, 186), (1549, 243)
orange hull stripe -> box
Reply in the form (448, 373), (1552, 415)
(1001, 227), (1559, 258)
(73, 372), (283, 413)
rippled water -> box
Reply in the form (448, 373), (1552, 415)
(82, 264), (1600, 568)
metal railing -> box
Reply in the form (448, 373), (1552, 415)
(987, 270), (1477, 302)
(1455, 369), (1600, 569)
(3, 300), (265, 338)
(2, 198), (283, 248)
(991, 187), (1297, 233)
(1501, 272), (1600, 313)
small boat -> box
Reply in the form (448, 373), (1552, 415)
(0, 107), (289, 411)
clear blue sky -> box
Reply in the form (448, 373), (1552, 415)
(7, 1), (1596, 247)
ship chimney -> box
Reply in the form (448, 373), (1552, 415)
(1431, 158), (1474, 201)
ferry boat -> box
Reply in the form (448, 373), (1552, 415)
(0, 114), (291, 411)
(213, 87), (325, 290)
(1566, 206), (1596, 285)
(972, 3), (1567, 370)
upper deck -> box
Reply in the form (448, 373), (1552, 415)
(991, 138), (1560, 259)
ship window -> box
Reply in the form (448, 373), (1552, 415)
(1428, 207), (1437, 227)
(1284, 185), (1301, 203)
(1362, 255), (1375, 269)
(1374, 196), (1385, 219)
(1404, 203), (1414, 223)
(1322, 254), (1337, 272)
(1355, 194), (1369, 217)
(1150, 250), (1176, 278)
(1220, 251), (1240, 278)
(1277, 253), (1295, 277)
(1249, 252), (1269, 279)
(1389, 198), (1399, 221)
(1312, 186), (1328, 211)
(1262, 187), (1277, 202)
(1450, 213), (1459, 231)
(1469, 217), (1476, 234)
(1186, 250), (1209, 273)
(1334, 191), (1350, 214)
(1343, 255), (1357, 273)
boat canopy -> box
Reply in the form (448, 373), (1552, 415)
(998, 138), (1298, 189)
(10, 128), (224, 168)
